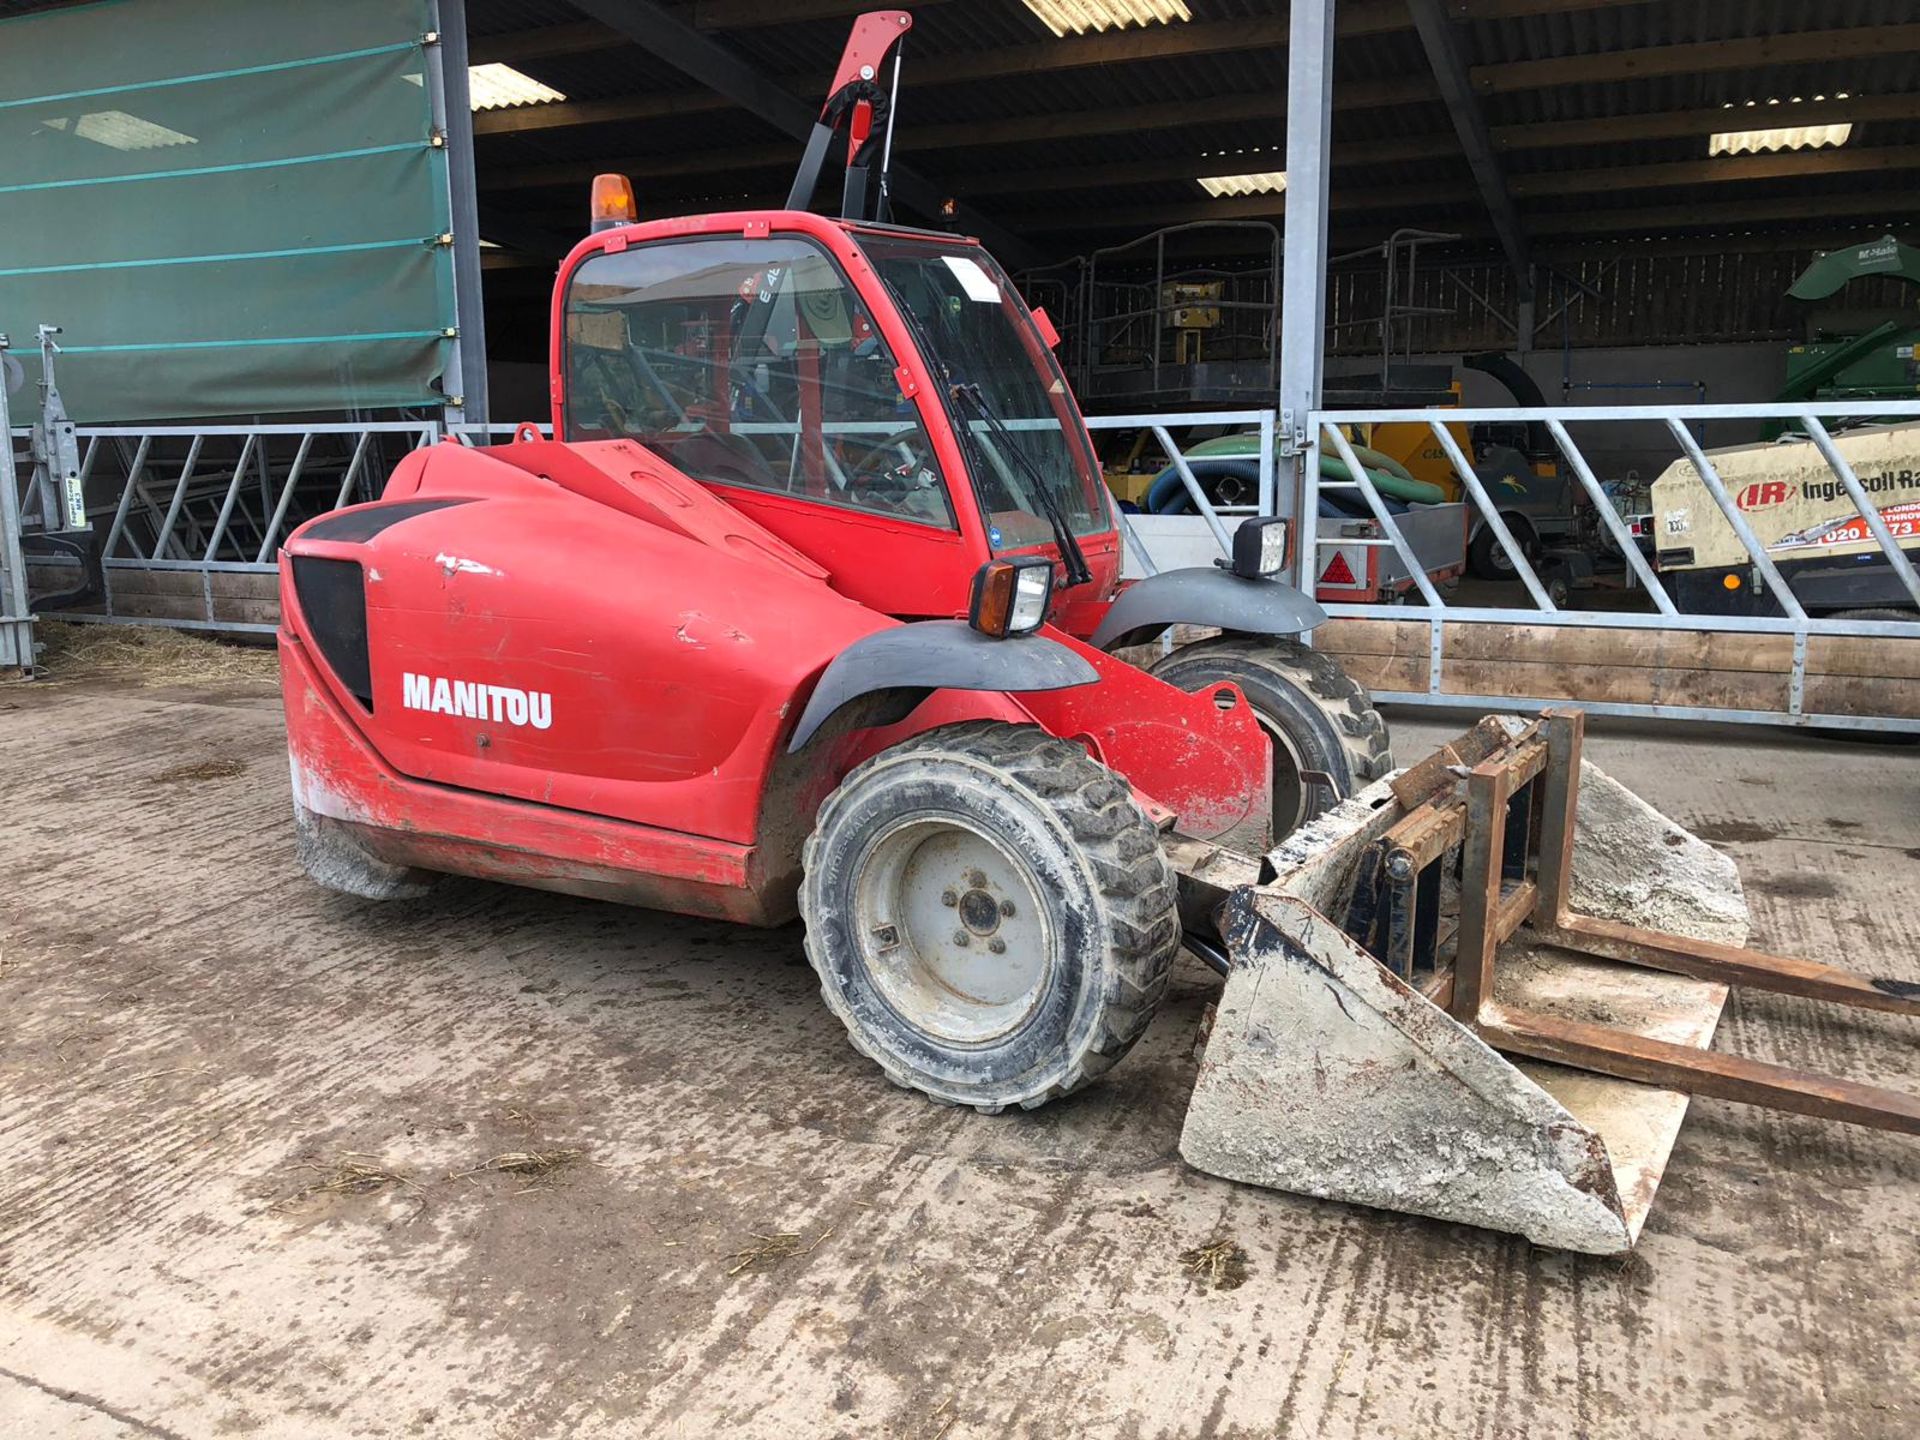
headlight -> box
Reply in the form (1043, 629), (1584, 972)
(969, 557), (1053, 637)
(1230, 517), (1288, 579)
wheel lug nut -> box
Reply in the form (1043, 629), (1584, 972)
(988, 937), (1006, 954)
(941, 890), (958, 907)
(953, 931), (970, 947)
(1000, 899), (1016, 918)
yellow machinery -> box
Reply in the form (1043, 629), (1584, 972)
(1162, 280), (1222, 366)
(1349, 411), (1473, 495)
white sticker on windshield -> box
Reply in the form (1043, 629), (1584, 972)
(942, 255), (1002, 303)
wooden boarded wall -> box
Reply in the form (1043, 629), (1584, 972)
(29, 558), (280, 630)
(1314, 619), (1920, 722)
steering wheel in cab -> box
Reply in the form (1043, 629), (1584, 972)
(842, 427), (946, 522)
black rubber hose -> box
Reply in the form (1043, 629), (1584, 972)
(1183, 932), (1232, 977)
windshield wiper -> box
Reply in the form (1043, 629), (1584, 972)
(950, 382), (1094, 588)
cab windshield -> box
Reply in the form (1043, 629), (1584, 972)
(858, 234), (1109, 551)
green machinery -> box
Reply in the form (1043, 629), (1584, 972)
(1780, 234), (1920, 405)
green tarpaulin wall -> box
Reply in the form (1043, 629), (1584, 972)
(0, 0), (454, 421)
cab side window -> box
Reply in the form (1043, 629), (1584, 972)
(565, 237), (954, 529)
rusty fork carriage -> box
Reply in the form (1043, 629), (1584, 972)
(1342, 709), (1920, 1134)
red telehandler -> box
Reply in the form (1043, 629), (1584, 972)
(280, 10), (1384, 1114)
(279, 12), (1918, 1252)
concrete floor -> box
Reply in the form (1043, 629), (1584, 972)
(2, 674), (1916, 1439)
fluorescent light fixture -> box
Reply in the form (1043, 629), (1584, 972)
(1197, 171), (1287, 198)
(44, 110), (196, 150)
(467, 62), (566, 111)
(1021, 0), (1191, 38)
(1709, 96), (1853, 157)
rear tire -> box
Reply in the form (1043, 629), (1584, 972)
(799, 722), (1180, 1113)
(1149, 635), (1392, 844)
(1468, 517), (1531, 581)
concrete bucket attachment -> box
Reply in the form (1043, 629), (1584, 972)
(1175, 710), (1920, 1253)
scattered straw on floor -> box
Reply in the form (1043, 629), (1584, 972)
(149, 757), (248, 785)
(32, 619), (277, 687)
(726, 1227), (833, 1277)
(447, 1149), (584, 1192)
(1179, 1235), (1250, 1291)
(275, 1155), (427, 1219)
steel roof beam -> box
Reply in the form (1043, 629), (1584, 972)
(1004, 184), (1465, 232)
(566, 0), (815, 135)
(474, 212), (583, 261)
(1493, 92), (1920, 152)
(473, 92), (732, 138)
(950, 137), (1461, 199)
(478, 75), (1439, 175)
(1475, 24), (1920, 94)
(1408, 0), (1531, 299)
(1004, 185), (1920, 239)
(1513, 145), (1920, 196)
(1521, 188), (1920, 237)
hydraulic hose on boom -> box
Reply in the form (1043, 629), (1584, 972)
(785, 10), (912, 220)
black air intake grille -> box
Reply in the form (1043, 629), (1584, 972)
(291, 557), (372, 709)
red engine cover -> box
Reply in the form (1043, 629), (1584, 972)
(284, 439), (886, 846)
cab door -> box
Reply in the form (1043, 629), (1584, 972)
(558, 229), (984, 618)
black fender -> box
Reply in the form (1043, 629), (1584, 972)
(787, 620), (1098, 752)
(1089, 566), (1328, 651)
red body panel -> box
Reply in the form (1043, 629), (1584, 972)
(1017, 634), (1270, 841)
(286, 440), (887, 845)
(282, 632), (776, 923)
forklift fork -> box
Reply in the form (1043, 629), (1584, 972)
(1177, 707), (1919, 1252)
(1349, 709), (1920, 1132)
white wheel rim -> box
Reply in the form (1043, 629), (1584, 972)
(1254, 710), (1315, 835)
(852, 815), (1054, 1046)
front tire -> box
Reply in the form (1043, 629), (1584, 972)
(1149, 635), (1392, 844)
(1829, 608), (1917, 622)
(799, 722), (1180, 1113)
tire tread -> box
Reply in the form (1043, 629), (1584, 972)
(800, 722), (1181, 1113)
(1151, 634), (1392, 791)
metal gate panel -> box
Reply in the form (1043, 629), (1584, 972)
(1303, 401), (1920, 733)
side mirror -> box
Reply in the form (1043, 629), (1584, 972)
(1029, 306), (1062, 350)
